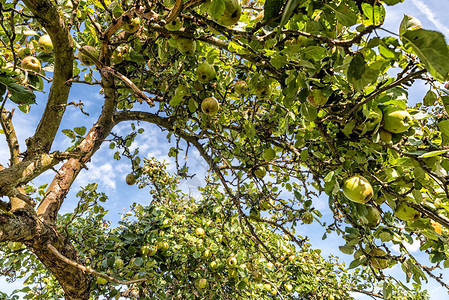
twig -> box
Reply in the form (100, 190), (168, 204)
(46, 244), (152, 285)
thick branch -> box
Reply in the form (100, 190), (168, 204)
(22, 0), (74, 155)
(0, 109), (20, 166)
(37, 70), (117, 223)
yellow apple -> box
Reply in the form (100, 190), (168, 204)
(38, 34), (53, 52)
(342, 175), (373, 204)
(21, 56), (41, 72)
(382, 106), (413, 134)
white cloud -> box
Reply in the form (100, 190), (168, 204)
(391, 236), (421, 253)
(411, 0), (449, 37)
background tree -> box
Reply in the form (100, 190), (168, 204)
(0, 0), (448, 299)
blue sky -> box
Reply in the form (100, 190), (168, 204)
(1, 0), (449, 298)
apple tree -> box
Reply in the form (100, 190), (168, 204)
(0, 0), (448, 299)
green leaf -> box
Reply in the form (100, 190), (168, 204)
(62, 129), (76, 139)
(399, 15), (422, 37)
(383, 282), (393, 299)
(300, 102), (317, 121)
(423, 90), (437, 106)
(263, 0), (283, 22)
(361, 3), (385, 26)
(7, 83), (36, 105)
(417, 150), (449, 158)
(348, 53), (366, 80)
(326, 3), (357, 27)
(402, 29), (449, 81)
(438, 120), (449, 137)
(74, 126), (87, 136)
(280, 0), (304, 27)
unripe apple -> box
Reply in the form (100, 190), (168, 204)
(264, 283), (271, 291)
(252, 269), (262, 282)
(307, 88), (328, 107)
(123, 17), (140, 33)
(78, 45), (99, 66)
(368, 248), (389, 269)
(208, 0), (242, 27)
(379, 129), (392, 144)
(17, 47), (31, 59)
(342, 175), (373, 204)
(262, 148), (276, 161)
(382, 106), (413, 134)
(227, 256), (238, 268)
(176, 37), (196, 56)
(113, 258), (124, 269)
(203, 249), (212, 259)
(254, 82), (272, 98)
(259, 199), (273, 211)
(21, 56), (41, 72)
(201, 97), (219, 116)
(198, 278), (208, 289)
(210, 260), (220, 270)
(195, 227), (206, 237)
(364, 205), (381, 228)
(125, 173), (136, 185)
(253, 166), (266, 179)
(249, 208), (260, 220)
(363, 107), (383, 132)
(394, 201), (421, 221)
(158, 241), (169, 251)
(96, 277), (108, 285)
(165, 18), (183, 31)
(301, 211), (313, 224)
(285, 283), (293, 292)
(196, 61), (216, 83)
(38, 34), (53, 52)
(234, 80), (248, 94)
(110, 50), (124, 65)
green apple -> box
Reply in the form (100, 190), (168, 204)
(203, 249), (212, 259)
(113, 258), (124, 269)
(342, 175), (373, 204)
(208, 0), (242, 27)
(38, 34), (53, 52)
(165, 18), (183, 31)
(17, 47), (31, 59)
(364, 205), (381, 228)
(363, 107), (382, 132)
(195, 227), (206, 237)
(262, 148), (276, 161)
(201, 97), (219, 116)
(196, 61), (216, 83)
(176, 37), (196, 56)
(254, 82), (272, 98)
(252, 269), (262, 282)
(368, 248), (389, 269)
(125, 173), (136, 185)
(96, 277), (108, 285)
(394, 201), (421, 221)
(259, 198), (273, 211)
(123, 17), (140, 33)
(301, 211), (313, 224)
(382, 106), (413, 134)
(227, 256), (238, 268)
(157, 241), (169, 251)
(249, 208), (260, 220)
(141, 245), (157, 256)
(285, 283), (293, 292)
(110, 50), (124, 65)
(234, 80), (248, 94)
(253, 166), (266, 179)
(21, 56), (41, 72)
(210, 260), (219, 270)
(307, 88), (328, 107)
(379, 129), (392, 144)
(175, 85), (190, 98)
(78, 45), (99, 66)
(198, 278), (208, 289)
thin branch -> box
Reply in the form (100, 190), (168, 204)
(46, 244), (152, 285)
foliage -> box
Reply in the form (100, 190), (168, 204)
(0, 0), (448, 299)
